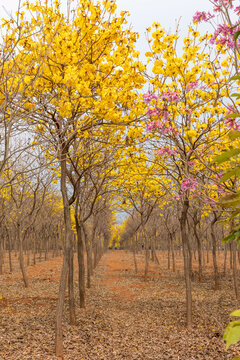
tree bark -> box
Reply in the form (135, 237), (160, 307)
(55, 155), (73, 357)
(68, 235), (76, 325)
(179, 198), (192, 328)
(193, 222), (202, 282)
(75, 218), (86, 308)
(232, 240), (239, 300)
(211, 213), (220, 291)
(17, 224), (29, 287)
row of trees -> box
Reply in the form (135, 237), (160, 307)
(0, 0), (240, 356)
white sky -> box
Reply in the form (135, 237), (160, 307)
(0, 0), (213, 46)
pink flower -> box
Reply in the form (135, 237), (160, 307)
(193, 11), (214, 23)
(173, 194), (182, 200)
(181, 178), (198, 192)
(235, 5), (240, 15)
(147, 122), (154, 131)
(160, 91), (179, 103)
(224, 105), (240, 130)
(143, 92), (159, 104)
(206, 198), (216, 206)
(157, 147), (177, 156)
(186, 82), (198, 90)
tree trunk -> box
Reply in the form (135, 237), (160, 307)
(224, 244), (227, 276)
(230, 242), (233, 269)
(83, 226), (92, 289)
(0, 239), (3, 275)
(75, 219), (85, 308)
(167, 236), (171, 270)
(55, 154), (73, 357)
(170, 234), (175, 272)
(133, 240), (138, 273)
(193, 223), (202, 282)
(8, 233), (13, 273)
(232, 240), (239, 300)
(211, 214), (220, 291)
(68, 236), (76, 325)
(17, 225), (29, 288)
(179, 198), (192, 328)
(143, 229), (149, 281)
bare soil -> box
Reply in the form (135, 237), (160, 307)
(0, 250), (240, 359)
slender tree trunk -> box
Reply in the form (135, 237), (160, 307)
(0, 239), (3, 275)
(211, 215), (220, 291)
(17, 225), (29, 287)
(194, 223), (202, 282)
(133, 240), (138, 273)
(232, 240), (239, 300)
(143, 226), (150, 281)
(179, 198), (192, 328)
(224, 244), (227, 276)
(207, 236), (209, 263)
(55, 154), (74, 357)
(153, 245), (160, 265)
(75, 219), (85, 308)
(230, 243), (233, 269)
(83, 226), (92, 289)
(33, 237), (36, 265)
(144, 246), (149, 281)
(68, 235), (76, 325)
(167, 236), (171, 270)
(187, 238), (193, 280)
(8, 233), (13, 273)
(170, 234), (175, 272)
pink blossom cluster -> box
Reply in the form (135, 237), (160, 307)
(225, 118), (240, 130)
(143, 92), (159, 104)
(146, 120), (179, 136)
(209, 23), (238, 48)
(193, 11), (214, 24)
(181, 178), (198, 192)
(160, 91), (179, 102)
(157, 147), (177, 156)
(217, 184), (227, 195)
(147, 107), (161, 116)
(224, 105), (240, 130)
(235, 5), (240, 15)
(212, 0), (234, 11)
(173, 194), (182, 200)
(206, 198), (216, 206)
(188, 161), (195, 167)
(186, 82), (198, 91)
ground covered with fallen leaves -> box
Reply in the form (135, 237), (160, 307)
(0, 250), (240, 359)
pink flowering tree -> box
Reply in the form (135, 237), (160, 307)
(143, 20), (239, 327)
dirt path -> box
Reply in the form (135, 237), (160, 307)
(0, 250), (240, 359)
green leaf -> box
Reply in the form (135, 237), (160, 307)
(229, 130), (240, 140)
(231, 310), (240, 317)
(232, 94), (240, 99)
(233, 357), (240, 360)
(221, 199), (240, 208)
(230, 74), (240, 81)
(234, 31), (240, 42)
(220, 167), (240, 182)
(214, 148), (240, 164)
(223, 320), (240, 349)
(222, 233), (236, 244)
(230, 209), (240, 220)
(224, 113), (240, 118)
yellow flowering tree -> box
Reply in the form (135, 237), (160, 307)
(144, 23), (238, 327)
(2, 0), (146, 355)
